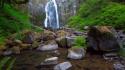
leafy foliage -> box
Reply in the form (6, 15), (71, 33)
(0, 57), (16, 70)
(0, 4), (31, 44)
(74, 36), (87, 48)
(68, 0), (125, 30)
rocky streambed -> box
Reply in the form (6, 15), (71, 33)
(0, 26), (125, 70)
(11, 48), (114, 70)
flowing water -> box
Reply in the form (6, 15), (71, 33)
(44, 0), (60, 29)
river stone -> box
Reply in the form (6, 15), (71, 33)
(41, 30), (56, 41)
(11, 46), (20, 54)
(67, 48), (86, 59)
(56, 36), (76, 48)
(42, 57), (58, 65)
(14, 39), (22, 45)
(3, 50), (13, 56)
(56, 30), (70, 38)
(87, 26), (120, 52)
(54, 62), (72, 70)
(37, 57), (58, 70)
(66, 36), (76, 47)
(37, 44), (58, 51)
(23, 31), (35, 44)
(114, 62), (125, 70)
(56, 37), (67, 48)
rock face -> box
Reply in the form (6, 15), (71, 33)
(54, 62), (72, 70)
(28, 0), (84, 26)
(67, 48), (86, 59)
(87, 26), (120, 52)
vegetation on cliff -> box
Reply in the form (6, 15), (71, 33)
(68, 0), (125, 30)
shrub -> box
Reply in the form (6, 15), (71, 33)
(74, 36), (87, 48)
(68, 0), (125, 30)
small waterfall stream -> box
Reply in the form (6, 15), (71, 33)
(44, 0), (60, 29)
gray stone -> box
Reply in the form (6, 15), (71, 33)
(54, 62), (72, 70)
(66, 36), (76, 47)
(84, 26), (89, 30)
(23, 32), (35, 44)
(87, 26), (120, 52)
(3, 50), (13, 56)
(37, 44), (58, 51)
(67, 48), (86, 59)
(56, 36), (76, 48)
(41, 57), (58, 65)
(114, 63), (125, 70)
(103, 53), (119, 61)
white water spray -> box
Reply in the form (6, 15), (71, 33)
(44, 0), (60, 29)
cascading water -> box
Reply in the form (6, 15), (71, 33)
(44, 0), (60, 29)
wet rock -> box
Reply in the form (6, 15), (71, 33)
(5, 39), (15, 47)
(51, 50), (60, 56)
(37, 44), (58, 51)
(73, 31), (83, 36)
(66, 36), (76, 47)
(11, 46), (20, 54)
(14, 39), (22, 45)
(20, 44), (31, 50)
(103, 53), (119, 61)
(3, 50), (13, 56)
(84, 26), (89, 30)
(54, 62), (72, 70)
(67, 48), (86, 59)
(23, 31), (35, 44)
(37, 57), (58, 70)
(56, 30), (70, 38)
(114, 62), (125, 70)
(41, 30), (56, 41)
(42, 57), (58, 65)
(31, 41), (40, 49)
(87, 26), (120, 52)
(56, 36), (76, 48)
(56, 37), (67, 48)
(116, 30), (125, 47)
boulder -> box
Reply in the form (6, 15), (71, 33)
(87, 26), (120, 52)
(42, 57), (58, 65)
(20, 43), (31, 50)
(3, 50), (13, 56)
(56, 37), (67, 48)
(14, 39), (22, 45)
(67, 48), (86, 59)
(56, 36), (76, 48)
(37, 44), (58, 51)
(54, 62), (72, 70)
(37, 57), (58, 70)
(22, 31), (35, 44)
(114, 62), (125, 70)
(31, 41), (40, 49)
(11, 46), (20, 54)
(103, 53), (119, 60)
(66, 36), (76, 47)
(41, 30), (56, 41)
(56, 30), (70, 38)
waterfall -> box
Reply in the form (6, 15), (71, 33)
(44, 0), (60, 29)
